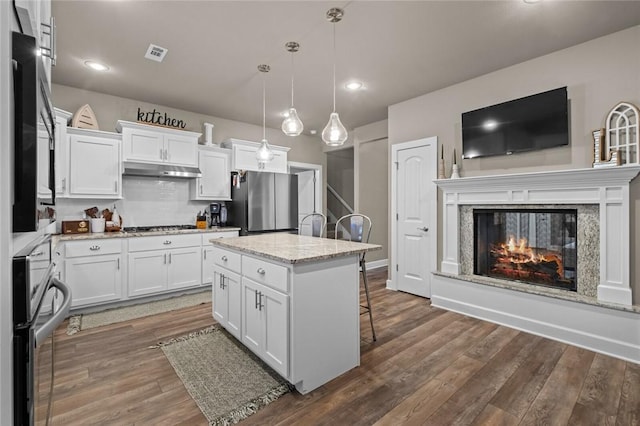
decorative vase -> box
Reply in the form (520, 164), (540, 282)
(450, 164), (460, 179)
(438, 159), (446, 179)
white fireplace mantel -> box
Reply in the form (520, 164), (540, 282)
(435, 165), (640, 306)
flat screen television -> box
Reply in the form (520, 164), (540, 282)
(462, 87), (569, 159)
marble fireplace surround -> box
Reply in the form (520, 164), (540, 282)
(432, 166), (640, 363)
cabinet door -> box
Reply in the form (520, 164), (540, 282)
(233, 144), (261, 171)
(241, 278), (263, 354)
(197, 150), (231, 200)
(128, 251), (167, 297)
(54, 116), (69, 196)
(165, 134), (198, 166)
(122, 127), (164, 163)
(65, 255), (122, 307)
(167, 247), (202, 290)
(262, 150), (288, 173)
(225, 270), (242, 340)
(68, 134), (120, 198)
(212, 268), (228, 325)
(259, 283), (289, 378)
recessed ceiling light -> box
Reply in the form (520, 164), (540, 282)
(345, 81), (363, 91)
(84, 60), (109, 72)
(309, 130), (317, 135)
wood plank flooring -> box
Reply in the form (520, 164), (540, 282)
(39, 269), (640, 425)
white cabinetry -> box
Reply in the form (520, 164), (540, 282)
(117, 120), (200, 167)
(222, 138), (289, 173)
(202, 232), (239, 284)
(54, 108), (72, 196)
(128, 234), (202, 297)
(190, 146), (231, 200)
(64, 239), (123, 307)
(66, 128), (122, 199)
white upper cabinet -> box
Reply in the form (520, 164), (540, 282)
(117, 120), (200, 167)
(190, 146), (231, 200)
(67, 128), (122, 199)
(222, 138), (289, 173)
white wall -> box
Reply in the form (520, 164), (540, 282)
(388, 25), (640, 303)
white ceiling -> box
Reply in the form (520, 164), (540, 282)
(51, 1), (640, 135)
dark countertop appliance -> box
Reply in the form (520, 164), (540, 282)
(228, 171), (298, 235)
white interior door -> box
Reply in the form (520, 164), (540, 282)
(296, 170), (316, 232)
(396, 140), (437, 297)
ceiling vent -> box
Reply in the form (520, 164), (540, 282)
(144, 44), (168, 62)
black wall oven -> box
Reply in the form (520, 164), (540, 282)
(13, 235), (71, 425)
(12, 30), (55, 232)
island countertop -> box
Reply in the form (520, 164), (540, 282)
(209, 233), (381, 264)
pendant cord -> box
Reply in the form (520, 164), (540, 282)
(262, 73), (266, 141)
(332, 23), (336, 113)
(290, 52), (295, 108)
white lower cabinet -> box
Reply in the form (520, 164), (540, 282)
(241, 277), (289, 378)
(127, 234), (202, 297)
(212, 268), (241, 339)
(64, 239), (123, 307)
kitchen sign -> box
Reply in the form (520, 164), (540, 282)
(136, 107), (187, 129)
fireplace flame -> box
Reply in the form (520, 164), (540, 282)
(497, 236), (564, 276)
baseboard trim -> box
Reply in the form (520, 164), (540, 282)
(432, 274), (640, 363)
(366, 259), (388, 271)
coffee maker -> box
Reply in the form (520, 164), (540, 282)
(209, 202), (221, 227)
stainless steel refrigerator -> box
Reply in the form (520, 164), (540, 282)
(229, 171), (298, 235)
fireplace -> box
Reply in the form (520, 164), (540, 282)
(473, 209), (578, 291)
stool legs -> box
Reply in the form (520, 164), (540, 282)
(360, 259), (376, 342)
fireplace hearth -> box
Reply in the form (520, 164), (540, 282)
(474, 209), (577, 291)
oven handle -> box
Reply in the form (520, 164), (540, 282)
(35, 277), (71, 346)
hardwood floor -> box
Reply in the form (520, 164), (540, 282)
(40, 268), (640, 425)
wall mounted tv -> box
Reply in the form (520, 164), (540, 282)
(462, 87), (569, 159)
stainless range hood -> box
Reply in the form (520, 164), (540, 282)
(123, 161), (202, 178)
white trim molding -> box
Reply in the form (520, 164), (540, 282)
(435, 165), (640, 306)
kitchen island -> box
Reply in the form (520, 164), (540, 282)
(209, 233), (381, 394)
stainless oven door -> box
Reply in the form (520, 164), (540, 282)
(33, 277), (71, 426)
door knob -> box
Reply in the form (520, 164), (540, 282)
(417, 227), (429, 232)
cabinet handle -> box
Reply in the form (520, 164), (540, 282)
(168, 253), (172, 264)
(254, 290), (259, 309)
(257, 267), (266, 275)
(160, 148), (163, 160)
(221, 255), (228, 262)
(117, 258), (120, 270)
(258, 292), (264, 311)
(200, 184), (203, 195)
(163, 240), (172, 245)
(164, 253), (167, 264)
(203, 250), (207, 260)
(164, 149), (168, 161)
(89, 245), (100, 251)
(40, 16), (56, 66)
(31, 250), (44, 257)
(62, 178), (66, 191)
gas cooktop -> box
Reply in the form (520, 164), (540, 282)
(122, 224), (197, 233)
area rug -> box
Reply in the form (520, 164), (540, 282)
(66, 291), (211, 335)
(151, 325), (291, 425)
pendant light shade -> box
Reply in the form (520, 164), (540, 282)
(322, 8), (348, 146)
(322, 112), (348, 146)
(256, 64), (274, 165)
(282, 42), (304, 136)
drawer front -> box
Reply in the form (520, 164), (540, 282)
(210, 246), (241, 273)
(65, 239), (122, 258)
(242, 255), (288, 293)
(202, 231), (239, 243)
(128, 234), (201, 252)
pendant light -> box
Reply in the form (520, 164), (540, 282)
(322, 7), (348, 146)
(281, 41), (304, 136)
(256, 64), (274, 166)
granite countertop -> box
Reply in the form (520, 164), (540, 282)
(209, 233), (381, 264)
(52, 226), (241, 245)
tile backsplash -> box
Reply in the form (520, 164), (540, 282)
(55, 176), (215, 229)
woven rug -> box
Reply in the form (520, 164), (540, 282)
(151, 325), (291, 425)
(66, 291), (211, 335)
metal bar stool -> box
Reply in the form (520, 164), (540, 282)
(335, 213), (376, 341)
(298, 213), (327, 237)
